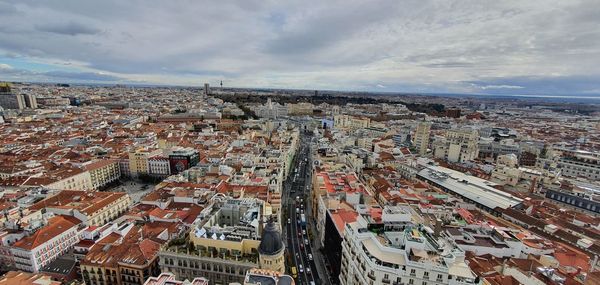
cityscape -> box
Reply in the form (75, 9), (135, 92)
(1, 2), (600, 285)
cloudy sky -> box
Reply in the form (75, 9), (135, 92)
(1, 0), (599, 96)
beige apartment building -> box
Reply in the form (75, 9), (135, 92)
(433, 128), (479, 163)
(333, 115), (370, 130)
(129, 148), (163, 177)
(84, 159), (121, 189)
(29, 190), (132, 226)
(413, 121), (431, 155)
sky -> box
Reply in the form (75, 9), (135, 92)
(1, 0), (600, 96)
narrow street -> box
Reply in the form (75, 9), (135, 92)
(282, 130), (328, 285)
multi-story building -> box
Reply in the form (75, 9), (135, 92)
(84, 159), (121, 190)
(129, 148), (163, 178)
(148, 156), (171, 178)
(10, 216), (81, 273)
(0, 271), (61, 284)
(255, 98), (288, 119)
(339, 215), (480, 285)
(159, 198), (284, 285)
(413, 122), (431, 155)
(35, 96), (70, 107)
(478, 139), (521, 162)
(0, 83), (25, 110)
(119, 156), (132, 178)
(81, 224), (163, 285)
(322, 207), (358, 279)
(545, 187), (600, 216)
(29, 190), (132, 226)
(168, 147), (200, 174)
(22, 166), (94, 191)
(257, 221), (285, 273)
(490, 158), (558, 192)
(204, 83), (210, 95)
(333, 115), (370, 130)
(554, 148), (600, 180)
(23, 93), (38, 109)
(0, 163), (43, 179)
(393, 129), (411, 147)
(433, 128), (479, 163)
(0, 224), (27, 270)
(311, 170), (368, 245)
(287, 102), (314, 116)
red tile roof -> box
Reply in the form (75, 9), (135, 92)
(13, 215), (80, 251)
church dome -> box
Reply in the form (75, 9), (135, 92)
(258, 221), (284, 255)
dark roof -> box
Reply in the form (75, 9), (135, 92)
(40, 257), (76, 275)
(258, 221), (284, 255)
(502, 208), (546, 228)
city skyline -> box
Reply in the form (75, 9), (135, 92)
(1, 1), (600, 96)
(1, 81), (599, 284)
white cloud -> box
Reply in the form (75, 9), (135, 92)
(0, 1), (598, 94)
(480, 85), (524, 90)
(0, 63), (12, 70)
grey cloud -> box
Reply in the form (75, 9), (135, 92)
(43, 70), (120, 81)
(0, 1), (598, 94)
(480, 85), (524, 90)
(0, 1), (17, 15)
(35, 21), (100, 36)
(0, 65), (122, 82)
(421, 61), (476, 68)
(467, 76), (600, 95)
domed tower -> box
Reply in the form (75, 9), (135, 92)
(258, 220), (285, 273)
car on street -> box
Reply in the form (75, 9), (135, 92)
(288, 218), (291, 224)
(307, 267), (311, 274)
(304, 238), (309, 245)
(302, 229), (306, 235)
(308, 253), (313, 260)
(298, 264), (304, 273)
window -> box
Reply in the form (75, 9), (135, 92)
(423, 271), (429, 279)
(410, 269), (416, 276)
(408, 279), (414, 285)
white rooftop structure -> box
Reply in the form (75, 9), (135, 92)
(418, 165), (523, 212)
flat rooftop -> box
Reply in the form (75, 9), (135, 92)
(418, 165), (523, 210)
